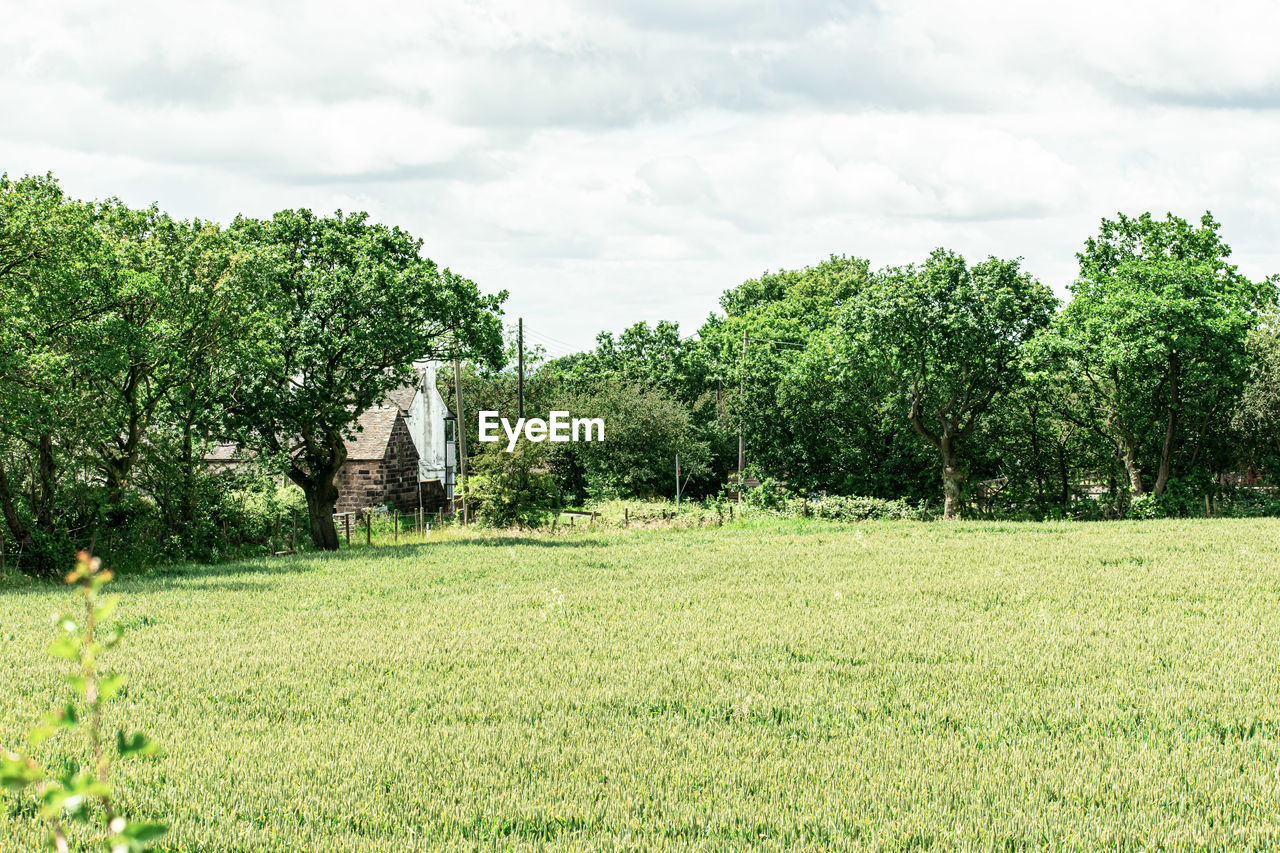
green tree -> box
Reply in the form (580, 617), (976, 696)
(1036, 213), (1272, 499)
(78, 203), (255, 506)
(549, 381), (710, 502)
(851, 250), (1056, 519)
(775, 327), (936, 499)
(0, 174), (106, 574)
(700, 255), (873, 489)
(1236, 315), (1280, 463)
(468, 439), (561, 528)
(547, 320), (710, 405)
(227, 209), (504, 550)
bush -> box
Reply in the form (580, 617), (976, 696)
(739, 478), (924, 522)
(804, 494), (923, 521)
(469, 441), (561, 528)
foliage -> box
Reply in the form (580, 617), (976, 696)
(468, 440), (560, 528)
(548, 381), (711, 502)
(1236, 315), (1280, 465)
(225, 209), (506, 551)
(1033, 213), (1274, 500)
(1, 552), (164, 852)
(851, 250), (1057, 518)
(545, 320), (711, 406)
(739, 477), (924, 520)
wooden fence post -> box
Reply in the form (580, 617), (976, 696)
(365, 511), (372, 545)
(344, 513), (351, 546)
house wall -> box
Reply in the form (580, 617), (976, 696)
(335, 417), (422, 514)
(404, 363), (456, 500)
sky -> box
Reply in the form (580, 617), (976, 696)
(3, 0), (1279, 355)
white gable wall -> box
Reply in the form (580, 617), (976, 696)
(405, 361), (455, 500)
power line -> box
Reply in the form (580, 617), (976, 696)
(524, 329), (581, 350)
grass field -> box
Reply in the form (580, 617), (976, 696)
(3, 518), (1280, 850)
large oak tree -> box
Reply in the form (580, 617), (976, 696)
(227, 209), (504, 550)
(1036, 213), (1273, 499)
(851, 250), (1056, 519)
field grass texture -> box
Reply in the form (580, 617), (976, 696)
(2, 518), (1280, 850)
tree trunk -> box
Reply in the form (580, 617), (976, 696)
(304, 484), (340, 551)
(0, 461), (31, 545)
(181, 417), (197, 526)
(35, 434), (56, 532)
(1057, 441), (1069, 508)
(1028, 401), (1044, 501)
(1122, 445), (1144, 496)
(291, 460), (343, 551)
(1152, 351), (1179, 498)
(940, 435), (963, 520)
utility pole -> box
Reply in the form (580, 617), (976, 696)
(517, 317), (525, 420)
(737, 329), (747, 500)
(453, 357), (469, 525)
(676, 453), (681, 506)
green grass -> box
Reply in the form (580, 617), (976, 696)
(3, 518), (1280, 850)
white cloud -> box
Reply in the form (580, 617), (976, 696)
(2, 0), (1278, 349)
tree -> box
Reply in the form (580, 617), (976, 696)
(0, 174), (106, 574)
(1237, 315), (1280, 462)
(775, 327), (936, 499)
(546, 320), (710, 406)
(851, 250), (1056, 519)
(76, 203), (254, 507)
(700, 255), (874, 489)
(227, 209), (504, 550)
(1036, 213), (1272, 499)
(468, 439), (561, 528)
(548, 381), (710, 502)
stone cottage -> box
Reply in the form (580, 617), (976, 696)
(206, 363), (457, 516)
(332, 406), (422, 514)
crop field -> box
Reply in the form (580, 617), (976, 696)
(3, 518), (1280, 850)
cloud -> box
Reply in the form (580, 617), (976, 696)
(1, 0), (1279, 350)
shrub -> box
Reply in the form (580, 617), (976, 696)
(469, 441), (561, 528)
(1, 552), (165, 851)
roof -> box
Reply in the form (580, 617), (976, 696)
(384, 384), (417, 412)
(203, 407), (408, 464)
(205, 442), (244, 463)
(344, 407), (403, 460)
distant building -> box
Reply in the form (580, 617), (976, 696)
(332, 406), (422, 515)
(205, 363), (457, 516)
(381, 362), (457, 512)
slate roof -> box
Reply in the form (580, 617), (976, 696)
(344, 407), (402, 460)
(383, 384), (417, 412)
(203, 407), (407, 464)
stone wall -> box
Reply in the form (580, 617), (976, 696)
(335, 416), (422, 515)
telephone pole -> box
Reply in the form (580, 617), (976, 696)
(517, 317), (525, 420)
(676, 453), (682, 506)
(453, 357), (469, 525)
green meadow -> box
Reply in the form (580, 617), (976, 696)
(3, 519), (1280, 851)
